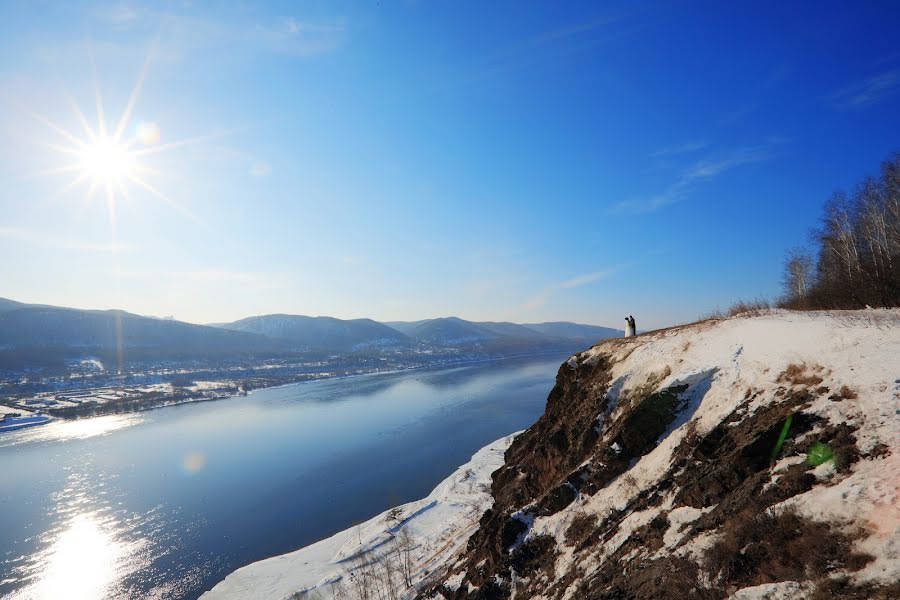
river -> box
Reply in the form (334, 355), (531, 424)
(0, 354), (563, 600)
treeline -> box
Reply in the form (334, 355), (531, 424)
(780, 152), (900, 309)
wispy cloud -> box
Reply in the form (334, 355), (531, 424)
(560, 269), (617, 289)
(0, 227), (131, 253)
(831, 69), (900, 109)
(402, 9), (644, 102)
(615, 143), (779, 213)
(91, 4), (348, 59)
(650, 140), (709, 158)
(523, 267), (620, 311)
(528, 13), (628, 46)
(248, 16), (347, 56)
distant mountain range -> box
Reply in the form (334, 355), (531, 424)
(0, 297), (622, 368)
(382, 317), (619, 345)
(0, 301), (284, 368)
(219, 314), (621, 349)
(220, 314), (410, 351)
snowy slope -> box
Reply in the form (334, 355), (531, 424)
(202, 310), (899, 600)
(428, 309), (900, 599)
(200, 433), (519, 600)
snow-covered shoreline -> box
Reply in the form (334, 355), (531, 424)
(200, 432), (519, 600)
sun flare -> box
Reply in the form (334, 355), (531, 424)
(24, 48), (206, 229)
(78, 136), (135, 185)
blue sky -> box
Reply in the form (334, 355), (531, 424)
(1, 1), (899, 328)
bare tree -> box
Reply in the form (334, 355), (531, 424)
(375, 551), (400, 600)
(345, 554), (375, 600)
(780, 152), (900, 310)
(781, 248), (814, 306)
(395, 527), (415, 588)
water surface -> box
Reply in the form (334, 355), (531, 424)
(0, 355), (562, 599)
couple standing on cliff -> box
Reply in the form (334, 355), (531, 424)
(624, 315), (636, 337)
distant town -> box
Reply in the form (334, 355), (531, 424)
(0, 345), (578, 424)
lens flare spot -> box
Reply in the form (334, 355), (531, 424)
(807, 442), (834, 466)
(182, 452), (206, 474)
(136, 121), (161, 146)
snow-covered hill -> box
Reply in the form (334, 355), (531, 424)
(431, 309), (900, 599)
(201, 310), (899, 599)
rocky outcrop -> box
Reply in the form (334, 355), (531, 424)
(420, 311), (900, 600)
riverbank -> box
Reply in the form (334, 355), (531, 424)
(1, 349), (574, 424)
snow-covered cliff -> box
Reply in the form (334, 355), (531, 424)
(203, 310), (900, 600)
(428, 309), (899, 599)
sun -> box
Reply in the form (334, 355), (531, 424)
(78, 136), (135, 186)
(24, 47), (205, 228)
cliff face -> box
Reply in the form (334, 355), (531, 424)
(423, 311), (900, 600)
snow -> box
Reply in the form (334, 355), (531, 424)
(532, 309), (900, 588)
(726, 581), (811, 599)
(661, 505), (713, 549)
(200, 432), (519, 600)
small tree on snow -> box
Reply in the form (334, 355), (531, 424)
(395, 527), (415, 588)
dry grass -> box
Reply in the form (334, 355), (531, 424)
(702, 298), (773, 319)
(837, 385), (858, 400)
(810, 577), (900, 600)
(706, 506), (872, 588)
(776, 363), (825, 387)
(564, 512), (598, 547)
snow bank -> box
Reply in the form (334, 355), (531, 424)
(200, 432), (518, 600)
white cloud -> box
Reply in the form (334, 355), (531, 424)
(614, 143), (779, 213)
(831, 69), (900, 109)
(523, 267), (620, 311)
(650, 140), (709, 158)
(560, 269), (617, 289)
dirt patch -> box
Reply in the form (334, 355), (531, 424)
(509, 534), (557, 579)
(830, 384), (859, 400)
(564, 512), (598, 547)
(777, 363), (825, 387)
(706, 506), (872, 591)
(810, 577), (900, 600)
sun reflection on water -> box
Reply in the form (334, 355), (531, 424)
(0, 414), (142, 448)
(7, 511), (143, 600)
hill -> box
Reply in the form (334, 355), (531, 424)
(0, 297), (623, 371)
(397, 317), (506, 344)
(203, 309), (900, 599)
(218, 314), (411, 351)
(523, 321), (622, 341)
(0, 298), (26, 314)
(0, 299), (285, 367)
(385, 317), (621, 345)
